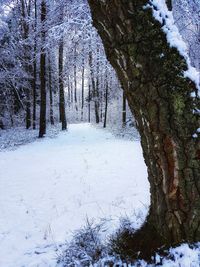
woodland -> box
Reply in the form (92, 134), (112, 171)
(0, 0), (200, 266)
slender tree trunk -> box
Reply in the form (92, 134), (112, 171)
(20, 0), (31, 129)
(94, 45), (100, 124)
(94, 100), (100, 123)
(48, 53), (54, 125)
(88, 81), (91, 123)
(33, 0), (37, 129)
(70, 78), (73, 104)
(100, 92), (103, 122)
(81, 56), (85, 121)
(122, 91), (126, 127)
(67, 75), (71, 107)
(39, 0), (46, 138)
(59, 39), (67, 130)
(89, 46), (100, 124)
(74, 62), (78, 111)
(0, 119), (4, 129)
(74, 42), (78, 112)
(100, 73), (104, 122)
(88, 0), (200, 259)
(89, 50), (95, 121)
(33, 52), (37, 129)
(103, 73), (108, 128)
(26, 90), (31, 129)
(6, 94), (14, 127)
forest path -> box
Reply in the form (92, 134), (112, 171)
(0, 123), (149, 267)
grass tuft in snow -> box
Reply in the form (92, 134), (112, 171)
(57, 219), (108, 266)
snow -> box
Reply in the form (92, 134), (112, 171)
(0, 123), (149, 267)
(1, 123), (200, 266)
(0, 125), (60, 151)
(145, 0), (200, 96)
(154, 243), (200, 267)
(193, 127), (200, 138)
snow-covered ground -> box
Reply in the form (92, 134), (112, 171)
(0, 123), (149, 267)
(1, 123), (199, 267)
(0, 125), (60, 151)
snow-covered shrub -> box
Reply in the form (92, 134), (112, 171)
(57, 219), (108, 266)
(57, 216), (200, 267)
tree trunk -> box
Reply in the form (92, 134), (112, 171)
(59, 39), (67, 130)
(26, 90), (31, 129)
(88, 0), (200, 258)
(122, 91), (126, 127)
(32, 50), (37, 129)
(81, 55), (85, 121)
(103, 83), (108, 128)
(33, 0), (37, 130)
(0, 119), (4, 130)
(74, 42), (78, 112)
(67, 75), (71, 107)
(103, 68), (109, 128)
(20, 0), (32, 129)
(48, 53), (54, 125)
(70, 77), (73, 104)
(88, 82), (91, 123)
(94, 45), (100, 124)
(89, 46), (100, 124)
(39, 0), (46, 138)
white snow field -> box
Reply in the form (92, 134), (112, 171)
(0, 123), (150, 267)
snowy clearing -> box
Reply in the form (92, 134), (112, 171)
(0, 123), (149, 267)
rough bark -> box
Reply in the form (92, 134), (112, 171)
(88, 0), (200, 257)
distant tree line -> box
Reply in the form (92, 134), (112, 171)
(0, 0), (129, 136)
(0, 0), (198, 136)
